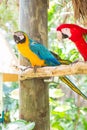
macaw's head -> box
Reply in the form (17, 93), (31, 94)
(56, 23), (87, 42)
(13, 31), (28, 44)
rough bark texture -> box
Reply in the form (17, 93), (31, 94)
(20, 79), (49, 129)
(72, 0), (87, 25)
(72, 0), (87, 20)
(19, 0), (50, 130)
(19, 0), (48, 47)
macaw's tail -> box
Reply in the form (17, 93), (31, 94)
(50, 51), (71, 65)
(59, 76), (87, 100)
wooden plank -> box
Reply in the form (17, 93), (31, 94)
(3, 74), (18, 82)
(20, 61), (87, 80)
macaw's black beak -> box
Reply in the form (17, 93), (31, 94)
(62, 33), (69, 39)
(13, 34), (20, 44)
(13, 32), (26, 44)
(57, 31), (69, 41)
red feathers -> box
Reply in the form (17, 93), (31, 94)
(57, 24), (87, 61)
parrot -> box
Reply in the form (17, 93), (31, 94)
(13, 31), (87, 100)
(56, 23), (87, 61)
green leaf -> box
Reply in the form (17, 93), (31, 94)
(0, 126), (2, 130)
(82, 118), (87, 130)
(52, 122), (64, 130)
(54, 105), (71, 112)
(13, 119), (27, 124)
(49, 88), (64, 98)
(2, 120), (35, 130)
(26, 122), (35, 130)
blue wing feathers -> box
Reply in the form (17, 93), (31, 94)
(29, 38), (61, 66)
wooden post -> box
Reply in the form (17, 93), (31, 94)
(19, 0), (50, 130)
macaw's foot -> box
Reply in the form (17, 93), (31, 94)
(21, 66), (32, 71)
(20, 65), (41, 73)
(33, 66), (41, 73)
(14, 65), (31, 71)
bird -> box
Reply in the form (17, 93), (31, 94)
(13, 31), (87, 100)
(56, 23), (87, 61)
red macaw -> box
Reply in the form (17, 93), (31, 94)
(56, 24), (87, 61)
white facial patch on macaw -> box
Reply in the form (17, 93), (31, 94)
(57, 31), (62, 41)
(19, 35), (25, 40)
(61, 28), (71, 38)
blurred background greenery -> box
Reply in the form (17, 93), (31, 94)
(0, 0), (87, 130)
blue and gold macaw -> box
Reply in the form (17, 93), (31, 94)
(13, 31), (87, 100)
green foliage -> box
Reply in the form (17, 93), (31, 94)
(0, 0), (18, 32)
(49, 82), (87, 130)
(1, 120), (35, 130)
(0, 0), (19, 56)
(48, 2), (87, 128)
(3, 83), (19, 113)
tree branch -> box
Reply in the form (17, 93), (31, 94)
(20, 61), (87, 80)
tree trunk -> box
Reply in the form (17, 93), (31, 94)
(19, 0), (49, 130)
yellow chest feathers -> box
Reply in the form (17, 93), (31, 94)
(17, 43), (45, 67)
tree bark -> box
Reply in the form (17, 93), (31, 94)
(19, 0), (50, 130)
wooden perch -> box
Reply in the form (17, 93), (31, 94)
(20, 61), (87, 80)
